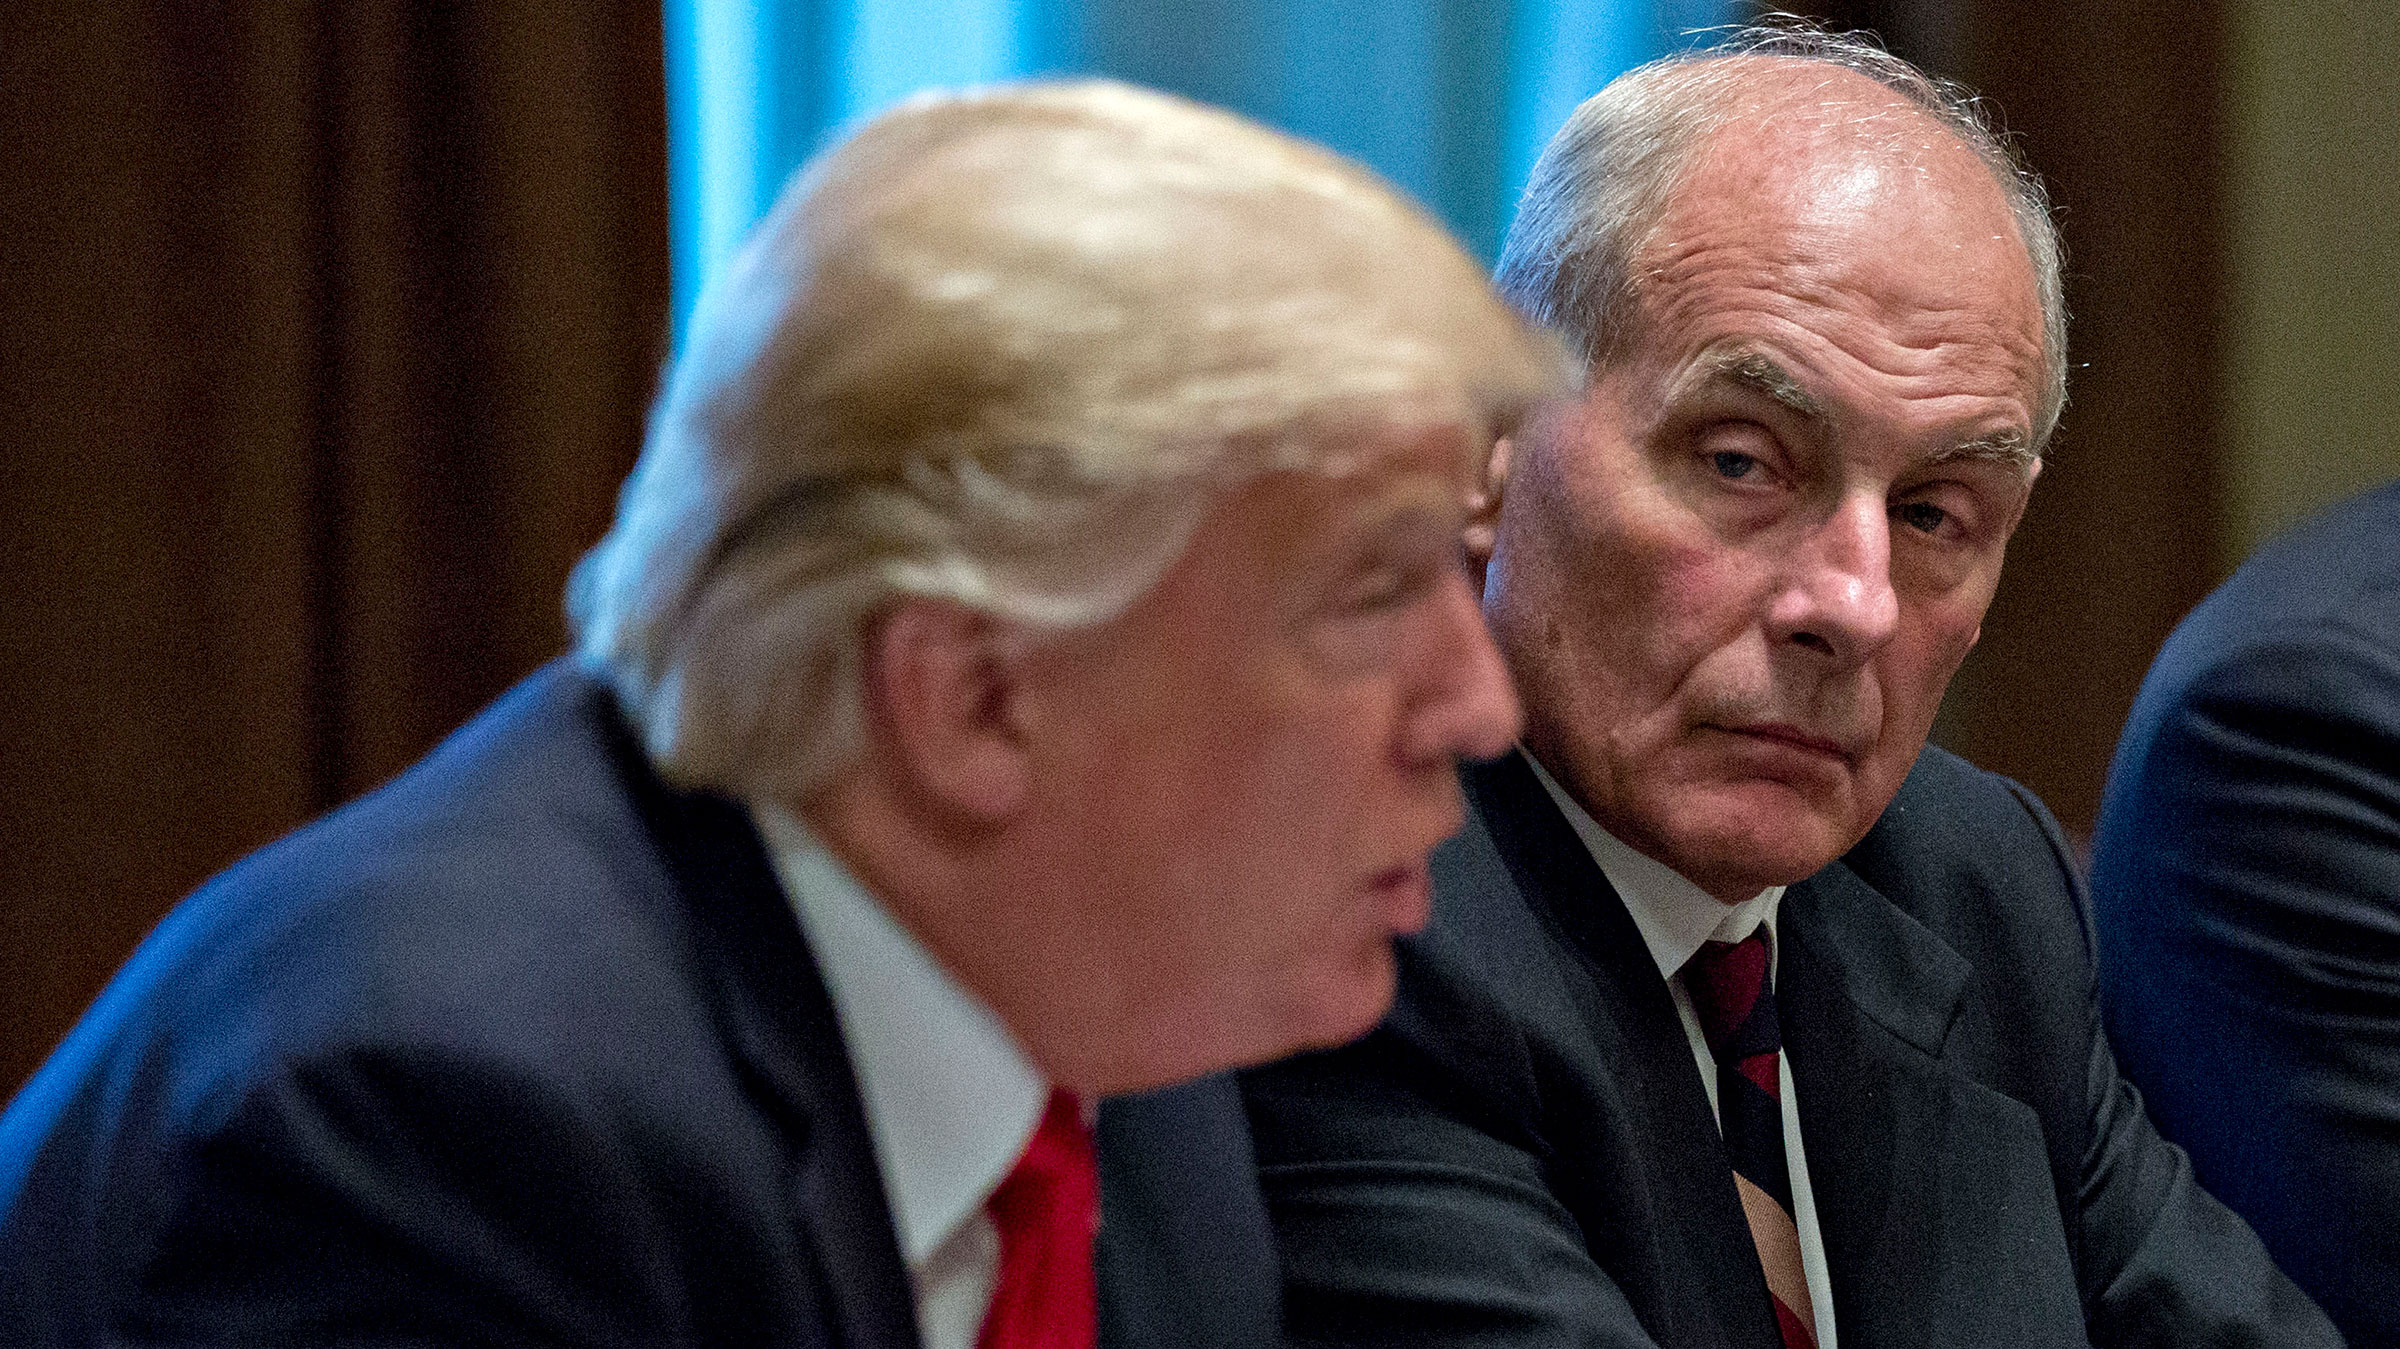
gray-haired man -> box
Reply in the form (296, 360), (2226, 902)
(1242, 27), (2339, 1349)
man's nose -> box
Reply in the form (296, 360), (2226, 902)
(1767, 493), (1900, 667)
(1403, 572), (1522, 765)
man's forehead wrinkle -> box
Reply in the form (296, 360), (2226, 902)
(1632, 221), (2045, 388)
(1630, 300), (2042, 456)
(1665, 334), (2037, 455)
(1640, 268), (2039, 375)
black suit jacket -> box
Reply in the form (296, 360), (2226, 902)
(2092, 479), (2400, 1347)
(1242, 747), (2335, 1348)
(0, 665), (1279, 1349)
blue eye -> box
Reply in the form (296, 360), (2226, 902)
(1711, 450), (1758, 480)
(1896, 501), (1949, 534)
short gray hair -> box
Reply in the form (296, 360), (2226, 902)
(569, 80), (1572, 806)
(1495, 18), (2068, 445)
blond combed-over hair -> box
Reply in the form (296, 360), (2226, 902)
(570, 80), (1573, 805)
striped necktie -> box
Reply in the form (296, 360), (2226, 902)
(1685, 932), (1818, 1349)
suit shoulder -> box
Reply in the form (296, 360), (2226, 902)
(4, 667), (734, 1161)
(1872, 744), (2069, 862)
(2106, 535), (2400, 843)
(2139, 481), (2400, 708)
(1844, 746), (2088, 970)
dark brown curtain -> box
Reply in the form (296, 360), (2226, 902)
(0, 4), (669, 1094)
(1781, 0), (2228, 841)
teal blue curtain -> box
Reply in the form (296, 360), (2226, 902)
(665, 0), (1741, 337)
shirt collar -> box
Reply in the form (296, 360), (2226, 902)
(1522, 751), (1786, 980)
(752, 802), (1048, 1270)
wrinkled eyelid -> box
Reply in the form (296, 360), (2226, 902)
(1346, 553), (1438, 607)
(1895, 501), (1953, 535)
(1707, 447), (1776, 486)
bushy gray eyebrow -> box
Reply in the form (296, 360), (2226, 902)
(1925, 429), (2037, 470)
(1703, 348), (1824, 420)
(1695, 345), (2039, 473)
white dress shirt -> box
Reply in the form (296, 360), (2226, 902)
(1525, 755), (1839, 1349)
(753, 804), (1049, 1349)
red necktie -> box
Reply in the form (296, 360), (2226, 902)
(1686, 932), (1818, 1349)
(975, 1089), (1099, 1349)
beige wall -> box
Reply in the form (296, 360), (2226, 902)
(2224, 0), (2400, 566)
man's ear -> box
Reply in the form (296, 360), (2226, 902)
(859, 598), (1032, 827)
(1462, 435), (1513, 597)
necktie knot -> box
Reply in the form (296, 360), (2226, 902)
(987, 1091), (1097, 1231)
(977, 1089), (1098, 1349)
(1685, 930), (1780, 1068)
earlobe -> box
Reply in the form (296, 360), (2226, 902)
(1463, 436), (1512, 596)
(862, 600), (1032, 827)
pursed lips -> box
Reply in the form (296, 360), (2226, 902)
(1366, 862), (1434, 935)
(1714, 721), (1863, 765)
(1371, 798), (1459, 935)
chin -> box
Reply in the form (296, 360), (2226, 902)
(1112, 945), (1398, 1092)
(1281, 941), (1400, 1058)
(1668, 805), (1853, 894)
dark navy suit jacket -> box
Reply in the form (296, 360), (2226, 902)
(0, 665), (1279, 1348)
(2094, 479), (2400, 1347)
(1243, 748), (2335, 1348)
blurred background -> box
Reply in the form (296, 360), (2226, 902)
(4, 0), (2393, 1095)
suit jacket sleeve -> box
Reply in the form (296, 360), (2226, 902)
(1975, 778), (2345, 1348)
(1242, 936), (1661, 1349)
(5, 1042), (736, 1349)
(2093, 611), (2400, 1346)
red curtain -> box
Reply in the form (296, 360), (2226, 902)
(0, 2), (669, 1093)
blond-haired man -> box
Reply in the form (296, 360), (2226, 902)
(0, 82), (1565, 1348)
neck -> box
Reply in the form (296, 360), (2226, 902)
(796, 772), (1178, 1097)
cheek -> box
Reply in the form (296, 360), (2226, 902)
(1149, 681), (1378, 895)
(1881, 604), (1985, 722)
(1849, 607), (1986, 800)
(1230, 691), (1438, 932)
(1638, 545), (1762, 672)
(1220, 692), (1387, 865)
(1574, 543), (1768, 744)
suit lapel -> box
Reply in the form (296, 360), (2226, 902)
(1094, 1076), (1280, 1349)
(610, 706), (923, 1349)
(1463, 754), (1785, 1349)
(1777, 862), (1969, 1347)
(1780, 861), (2083, 1348)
